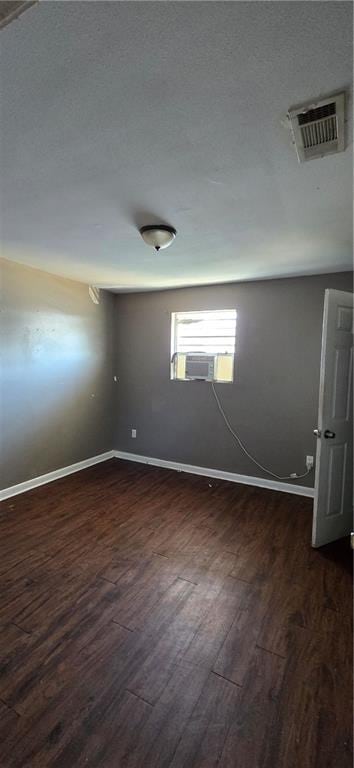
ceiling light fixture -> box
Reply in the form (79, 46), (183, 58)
(139, 224), (177, 251)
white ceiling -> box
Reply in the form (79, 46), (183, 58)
(1, 1), (353, 291)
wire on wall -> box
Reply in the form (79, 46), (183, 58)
(211, 381), (312, 481)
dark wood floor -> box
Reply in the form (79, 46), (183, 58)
(0, 459), (352, 768)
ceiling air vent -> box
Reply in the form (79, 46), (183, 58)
(288, 92), (345, 163)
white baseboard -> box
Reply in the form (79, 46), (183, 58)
(0, 451), (115, 502)
(0, 448), (315, 502)
(113, 450), (315, 498)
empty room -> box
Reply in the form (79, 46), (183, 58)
(0, 1), (353, 767)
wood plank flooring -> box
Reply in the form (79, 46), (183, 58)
(0, 458), (352, 767)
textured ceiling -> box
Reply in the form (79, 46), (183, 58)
(1, 1), (353, 291)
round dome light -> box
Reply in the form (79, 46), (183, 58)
(139, 225), (177, 251)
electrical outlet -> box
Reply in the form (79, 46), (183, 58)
(306, 455), (314, 470)
(131, 429), (137, 438)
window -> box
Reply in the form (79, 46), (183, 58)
(171, 309), (237, 382)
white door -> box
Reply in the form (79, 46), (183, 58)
(312, 289), (353, 548)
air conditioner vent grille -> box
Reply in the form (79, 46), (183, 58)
(301, 115), (337, 148)
(89, 286), (100, 305)
(297, 102), (336, 125)
(288, 92), (345, 162)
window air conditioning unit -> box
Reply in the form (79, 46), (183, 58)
(185, 354), (215, 381)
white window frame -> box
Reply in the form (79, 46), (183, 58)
(170, 309), (237, 383)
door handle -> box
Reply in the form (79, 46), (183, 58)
(313, 428), (321, 437)
(324, 429), (336, 439)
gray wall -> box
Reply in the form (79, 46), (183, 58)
(113, 272), (353, 488)
(0, 259), (115, 490)
(1, 262), (352, 492)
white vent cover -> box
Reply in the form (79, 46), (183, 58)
(89, 285), (100, 304)
(288, 92), (345, 163)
